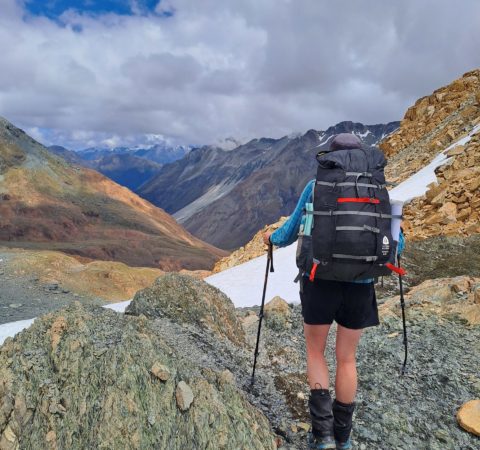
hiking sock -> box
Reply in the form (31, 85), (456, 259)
(332, 399), (356, 443)
(309, 389), (334, 439)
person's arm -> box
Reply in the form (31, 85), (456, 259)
(264, 180), (314, 248)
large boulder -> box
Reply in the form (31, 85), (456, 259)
(0, 303), (275, 450)
(264, 296), (292, 330)
(378, 275), (480, 325)
(125, 273), (246, 346)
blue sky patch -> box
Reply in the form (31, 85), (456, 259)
(24, 0), (170, 19)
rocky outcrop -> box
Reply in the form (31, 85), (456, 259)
(379, 275), (480, 325)
(401, 234), (480, 286)
(264, 296), (292, 331)
(213, 217), (287, 272)
(0, 302), (276, 450)
(381, 69), (480, 162)
(125, 273), (246, 346)
(378, 69), (480, 242)
(402, 130), (480, 239)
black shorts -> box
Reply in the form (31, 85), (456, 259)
(299, 277), (380, 329)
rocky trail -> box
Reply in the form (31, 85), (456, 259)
(0, 251), (105, 324)
(1, 273), (479, 449)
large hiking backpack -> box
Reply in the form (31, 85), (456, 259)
(296, 135), (402, 282)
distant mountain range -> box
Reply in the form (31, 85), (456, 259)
(138, 121), (400, 249)
(0, 117), (225, 269)
(77, 144), (191, 164)
(48, 146), (163, 191)
(48, 144), (190, 191)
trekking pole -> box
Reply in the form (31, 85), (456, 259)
(250, 242), (274, 386)
(397, 254), (408, 375)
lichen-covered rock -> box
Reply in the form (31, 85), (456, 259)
(264, 296), (292, 330)
(150, 362), (171, 381)
(0, 303), (275, 450)
(125, 273), (246, 346)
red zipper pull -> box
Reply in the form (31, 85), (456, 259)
(386, 263), (406, 276)
(309, 262), (319, 282)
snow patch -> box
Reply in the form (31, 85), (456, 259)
(206, 245), (299, 307)
(0, 318), (35, 346)
(357, 130), (371, 138)
(103, 300), (132, 312)
(315, 134), (334, 147)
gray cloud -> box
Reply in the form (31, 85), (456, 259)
(0, 0), (479, 149)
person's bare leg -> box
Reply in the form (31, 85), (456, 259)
(335, 325), (363, 403)
(304, 323), (331, 389)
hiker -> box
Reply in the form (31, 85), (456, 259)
(263, 133), (404, 450)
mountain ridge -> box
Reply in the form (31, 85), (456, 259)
(0, 117), (226, 270)
(138, 120), (399, 249)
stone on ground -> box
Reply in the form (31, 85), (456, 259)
(176, 381), (194, 411)
(457, 400), (480, 436)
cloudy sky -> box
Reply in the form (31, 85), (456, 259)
(1, 0), (479, 149)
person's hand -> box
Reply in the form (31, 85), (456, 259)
(263, 231), (272, 246)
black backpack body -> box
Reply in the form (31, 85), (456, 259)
(296, 145), (398, 282)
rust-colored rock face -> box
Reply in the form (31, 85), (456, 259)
(0, 117), (226, 270)
(213, 217), (287, 272)
(378, 69), (480, 241)
(380, 70), (480, 160)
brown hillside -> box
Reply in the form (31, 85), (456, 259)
(0, 117), (226, 269)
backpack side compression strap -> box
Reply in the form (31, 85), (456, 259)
(306, 210), (402, 219)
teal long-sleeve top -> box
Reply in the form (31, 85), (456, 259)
(269, 180), (405, 281)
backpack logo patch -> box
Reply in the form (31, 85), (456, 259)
(382, 236), (390, 256)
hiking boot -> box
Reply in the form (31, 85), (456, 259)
(332, 399), (356, 447)
(335, 438), (352, 449)
(307, 431), (336, 449)
(308, 389), (335, 445)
